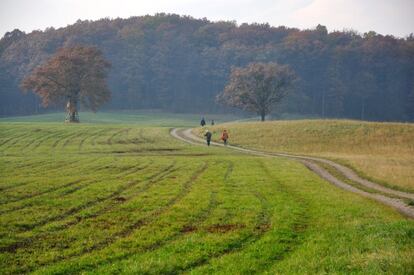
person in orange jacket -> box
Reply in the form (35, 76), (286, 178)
(221, 129), (229, 145)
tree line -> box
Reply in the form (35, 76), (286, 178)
(0, 13), (413, 121)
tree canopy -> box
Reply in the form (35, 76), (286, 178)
(218, 63), (296, 121)
(1, 14), (413, 121)
(21, 46), (111, 122)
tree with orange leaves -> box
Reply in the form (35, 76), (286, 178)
(21, 46), (111, 122)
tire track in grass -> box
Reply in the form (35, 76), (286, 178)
(52, 130), (89, 151)
(0, 158), (100, 194)
(67, 161), (177, 225)
(179, 160), (309, 274)
(26, 132), (64, 151)
(107, 128), (130, 145)
(223, 160), (234, 181)
(73, 184), (220, 274)
(0, 161), (174, 253)
(0, 181), (33, 192)
(120, 128), (131, 143)
(128, 161), (232, 257)
(18, 157), (100, 178)
(214, 160), (236, 223)
(50, 132), (69, 149)
(2, 163), (155, 227)
(92, 129), (111, 147)
(0, 160), (67, 191)
(155, 160), (272, 274)
(24, 131), (60, 151)
(32, 128), (90, 152)
(61, 128), (96, 149)
(0, 158), (153, 204)
(27, 162), (208, 274)
(0, 162), (178, 273)
(109, 161), (229, 258)
(138, 128), (151, 143)
(1, 157), (62, 172)
(0, 127), (19, 140)
(78, 128), (108, 151)
(0, 179), (84, 206)
(0, 157), (108, 207)
(51, 130), (80, 150)
(17, 130), (60, 153)
(0, 130), (34, 146)
(0, 160), (145, 213)
(0, 132), (28, 147)
(21, 130), (67, 153)
(251, 160), (310, 273)
(175, 190), (272, 274)
(0, 178), (95, 216)
(0, 131), (36, 151)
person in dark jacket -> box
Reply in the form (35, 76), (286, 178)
(204, 129), (212, 146)
(200, 117), (206, 127)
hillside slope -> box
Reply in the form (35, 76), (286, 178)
(199, 119), (414, 192)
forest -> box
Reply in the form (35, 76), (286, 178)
(0, 13), (413, 121)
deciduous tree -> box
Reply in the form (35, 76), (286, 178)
(21, 46), (111, 122)
(217, 62), (296, 121)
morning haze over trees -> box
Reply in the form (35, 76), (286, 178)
(1, 14), (413, 121)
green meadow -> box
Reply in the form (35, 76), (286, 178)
(0, 113), (413, 274)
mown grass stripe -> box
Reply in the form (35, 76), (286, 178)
(21, 162), (207, 274)
(106, 128), (129, 145)
(30, 161), (216, 274)
(0, 131), (35, 150)
(66, 189), (220, 274)
(0, 161), (173, 254)
(78, 128), (108, 151)
(1, 164), (155, 231)
(0, 179), (84, 206)
(175, 191), (272, 274)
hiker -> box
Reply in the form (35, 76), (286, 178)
(204, 129), (212, 146)
(211, 119), (215, 126)
(221, 129), (229, 145)
(200, 117), (206, 127)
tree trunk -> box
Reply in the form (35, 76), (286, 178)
(361, 98), (365, 120)
(66, 98), (79, 123)
(260, 111), (266, 121)
(322, 90), (326, 118)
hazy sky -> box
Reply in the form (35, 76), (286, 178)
(0, 0), (413, 38)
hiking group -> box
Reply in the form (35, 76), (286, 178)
(201, 117), (229, 146)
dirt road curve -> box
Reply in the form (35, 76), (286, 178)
(170, 128), (414, 219)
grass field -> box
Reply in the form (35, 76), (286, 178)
(199, 120), (414, 193)
(0, 110), (239, 127)
(1, 114), (414, 274)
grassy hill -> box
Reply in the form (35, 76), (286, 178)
(0, 115), (413, 273)
(199, 119), (414, 193)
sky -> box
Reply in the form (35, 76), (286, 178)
(0, 0), (413, 38)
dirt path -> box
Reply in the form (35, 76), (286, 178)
(170, 128), (414, 219)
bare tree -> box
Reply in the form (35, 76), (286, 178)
(217, 62), (296, 121)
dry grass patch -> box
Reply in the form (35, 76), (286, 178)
(199, 119), (414, 192)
